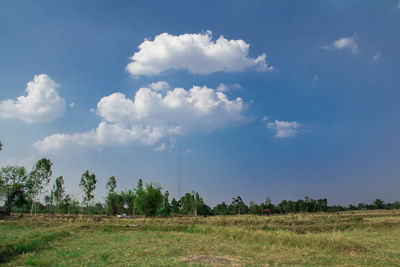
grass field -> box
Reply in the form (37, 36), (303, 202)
(1, 210), (400, 266)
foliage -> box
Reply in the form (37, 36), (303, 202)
(2, 156), (400, 217)
(121, 189), (136, 215)
(53, 176), (65, 213)
(214, 201), (230, 215)
(171, 198), (180, 214)
(79, 170), (96, 209)
(229, 196), (248, 214)
(106, 176), (117, 194)
(106, 192), (123, 215)
(157, 190), (171, 217)
(0, 166), (28, 216)
(134, 183), (163, 217)
(179, 191), (208, 215)
(26, 158), (52, 215)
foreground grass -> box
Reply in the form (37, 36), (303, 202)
(1, 210), (400, 266)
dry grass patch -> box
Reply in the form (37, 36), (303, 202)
(177, 255), (256, 266)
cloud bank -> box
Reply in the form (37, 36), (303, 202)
(126, 31), (273, 76)
(0, 74), (66, 123)
(34, 84), (246, 152)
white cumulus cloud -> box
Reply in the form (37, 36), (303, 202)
(34, 84), (247, 153)
(126, 31), (273, 76)
(322, 36), (358, 53)
(267, 120), (300, 138)
(0, 74), (66, 123)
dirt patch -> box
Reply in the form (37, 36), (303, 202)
(177, 255), (255, 266)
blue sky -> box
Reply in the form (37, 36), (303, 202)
(1, 0), (400, 206)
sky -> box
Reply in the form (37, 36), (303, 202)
(1, 0), (400, 206)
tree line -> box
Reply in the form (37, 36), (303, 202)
(1, 157), (400, 217)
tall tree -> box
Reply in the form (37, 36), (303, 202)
(27, 158), (52, 215)
(229, 196), (248, 214)
(79, 170), (96, 212)
(171, 198), (180, 214)
(105, 176), (117, 215)
(106, 176), (117, 194)
(0, 166), (28, 216)
(53, 176), (65, 214)
(158, 190), (171, 217)
(180, 192), (195, 215)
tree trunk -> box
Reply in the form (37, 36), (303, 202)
(4, 200), (13, 216)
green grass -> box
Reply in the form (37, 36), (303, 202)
(1, 210), (400, 266)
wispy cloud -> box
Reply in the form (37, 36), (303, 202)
(372, 51), (381, 62)
(217, 83), (242, 92)
(149, 81), (170, 91)
(322, 36), (358, 53)
(267, 120), (301, 138)
(154, 142), (167, 151)
(182, 149), (194, 154)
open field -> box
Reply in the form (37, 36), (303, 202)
(1, 210), (400, 266)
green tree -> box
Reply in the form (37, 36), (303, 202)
(121, 189), (136, 215)
(106, 192), (122, 215)
(194, 192), (202, 216)
(137, 178), (143, 190)
(317, 198), (328, 212)
(134, 183), (163, 217)
(171, 198), (180, 214)
(229, 196), (248, 214)
(393, 201), (400, 209)
(106, 176), (117, 194)
(249, 201), (261, 214)
(373, 198), (385, 209)
(160, 190), (171, 217)
(180, 192), (195, 215)
(213, 202), (230, 215)
(105, 176), (117, 215)
(27, 158), (52, 215)
(79, 170), (96, 213)
(277, 200), (288, 214)
(0, 166), (28, 216)
(44, 187), (55, 213)
(261, 197), (276, 212)
(53, 176), (65, 214)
